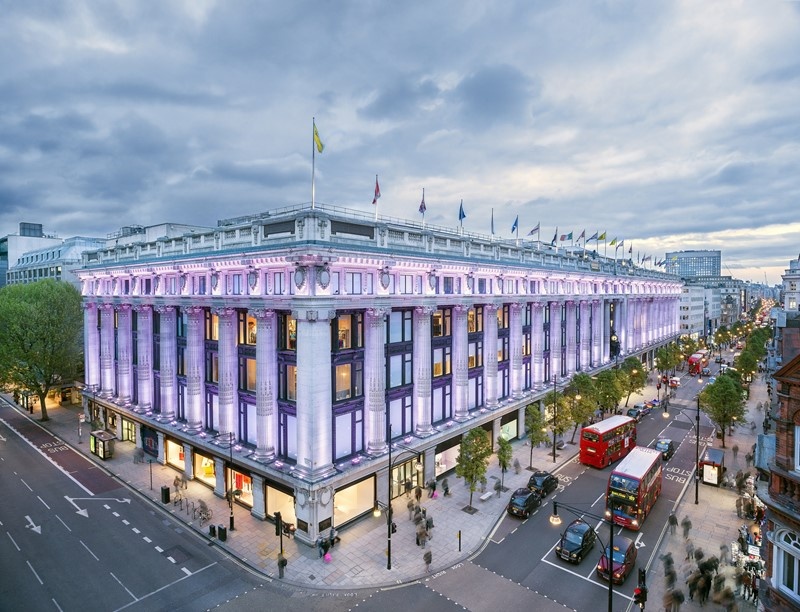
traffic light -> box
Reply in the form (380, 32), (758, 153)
(274, 511), (282, 536)
(633, 586), (647, 608)
(391, 521), (397, 534)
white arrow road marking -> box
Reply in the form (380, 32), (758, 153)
(24, 515), (42, 534)
(64, 496), (90, 517)
(635, 532), (646, 549)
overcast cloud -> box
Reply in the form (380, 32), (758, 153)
(1, 0), (799, 284)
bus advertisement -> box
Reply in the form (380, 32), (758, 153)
(606, 446), (663, 530)
(579, 415), (637, 469)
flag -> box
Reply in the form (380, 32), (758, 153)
(629, 245), (633, 255)
(313, 121), (324, 153)
(491, 209), (495, 235)
(527, 222), (540, 236)
(511, 215), (518, 234)
(560, 232), (573, 241)
(419, 189), (426, 214)
(578, 229), (586, 241)
(599, 232), (606, 241)
(588, 231), (598, 241)
(372, 175), (381, 205)
(551, 228), (558, 245)
(617, 240), (625, 249)
(609, 237), (617, 246)
(458, 200), (466, 222)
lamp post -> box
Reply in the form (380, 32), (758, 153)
(552, 376), (558, 464)
(662, 393), (701, 505)
(550, 501), (614, 612)
(215, 431), (238, 530)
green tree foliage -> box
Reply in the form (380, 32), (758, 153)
(566, 373), (598, 443)
(496, 436), (513, 490)
(0, 280), (83, 421)
(544, 389), (572, 440)
(456, 428), (493, 509)
(525, 402), (550, 467)
(596, 369), (623, 415)
(618, 357), (647, 406)
(701, 376), (746, 449)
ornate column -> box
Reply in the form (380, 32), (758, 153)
(532, 302), (545, 389)
(565, 300), (577, 377)
(134, 305), (153, 413)
(592, 300), (603, 367)
(413, 306), (434, 435)
(579, 300), (591, 371)
(295, 308), (334, 479)
(214, 307), (237, 438)
(184, 306), (205, 433)
(99, 303), (115, 397)
(83, 303), (100, 389)
(452, 305), (470, 420)
(509, 302), (524, 399)
(116, 304), (132, 404)
(483, 304), (499, 408)
(549, 301), (561, 379)
(251, 309), (277, 461)
(365, 307), (389, 455)
(156, 305), (177, 422)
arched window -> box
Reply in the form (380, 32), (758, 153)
(774, 528), (800, 603)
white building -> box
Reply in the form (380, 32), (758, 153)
(77, 205), (682, 544)
(0, 222), (63, 288)
(7, 236), (106, 288)
(678, 285), (706, 339)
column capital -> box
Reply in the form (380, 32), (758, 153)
(183, 305), (205, 315)
(132, 303), (152, 313)
(154, 304), (175, 315)
(414, 305), (435, 317)
(114, 303), (132, 313)
(211, 306), (236, 317)
(251, 308), (275, 321)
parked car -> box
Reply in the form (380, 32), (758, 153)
(633, 402), (652, 416)
(527, 471), (559, 497)
(555, 519), (597, 563)
(626, 408), (643, 422)
(506, 487), (541, 518)
(596, 536), (637, 584)
(654, 438), (676, 460)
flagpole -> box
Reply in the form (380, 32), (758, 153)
(374, 174), (379, 221)
(312, 117), (316, 210)
(421, 188), (426, 229)
(537, 223), (540, 251)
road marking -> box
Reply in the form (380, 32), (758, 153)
(182, 567), (192, 576)
(64, 497), (90, 518)
(80, 540), (99, 561)
(37, 496), (51, 510)
(7, 531), (21, 551)
(143, 536), (151, 543)
(24, 515), (42, 534)
(27, 560), (44, 585)
(20, 479), (33, 492)
(112, 562), (218, 612)
(635, 532), (646, 549)
(110, 571), (137, 602)
(51, 598), (63, 612)
(132, 527), (140, 534)
(167, 556), (176, 564)
(55, 515), (72, 532)
(122, 519), (129, 525)
(155, 546), (163, 553)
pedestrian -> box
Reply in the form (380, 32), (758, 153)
(418, 525), (428, 549)
(720, 543), (730, 566)
(407, 498), (415, 520)
(430, 479), (437, 498)
(665, 567), (676, 590)
(742, 570), (752, 600)
(321, 537), (331, 558)
(660, 551), (674, 575)
(414, 509), (423, 525)
(698, 574), (711, 605)
(668, 511), (678, 535)
(752, 572), (760, 603)
(442, 478), (450, 497)
(316, 535), (325, 558)
(734, 568), (744, 596)
(745, 453), (753, 468)
(415, 485), (422, 503)
(694, 547), (704, 564)
(415, 522), (425, 546)
(173, 475), (181, 491)
(405, 478), (413, 499)
(329, 526), (339, 549)
(684, 538), (695, 562)
(671, 587), (685, 611)
(732, 444), (739, 463)
(494, 479), (502, 497)
(423, 550), (432, 573)
(426, 479), (434, 498)
(425, 515), (434, 540)
(513, 458), (521, 474)
(736, 496), (743, 518)
(681, 516), (692, 540)
(687, 571), (699, 601)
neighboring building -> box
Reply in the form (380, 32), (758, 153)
(76, 205), (682, 545)
(678, 284), (706, 339)
(7, 236), (105, 288)
(782, 255), (800, 314)
(761, 351), (800, 611)
(665, 249), (721, 278)
(0, 222), (62, 288)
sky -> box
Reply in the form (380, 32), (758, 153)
(1, 1), (799, 285)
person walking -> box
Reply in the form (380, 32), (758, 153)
(742, 570), (752, 600)
(736, 496), (743, 518)
(720, 543), (730, 566)
(442, 478), (450, 497)
(415, 485), (423, 503)
(668, 511), (678, 535)
(405, 479), (413, 499)
(681, 516), (692, 540)
(732, 444), (739, 464)
(316, 535), (325, 558)
(425, 515), (434, 540)
(407, 498), (415, 520)
(423, 550), (432, 573)
(418, 525), (428, 549)
(752, 572), (760, 603)
(321, 537), (331, 560)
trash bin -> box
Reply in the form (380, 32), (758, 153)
(161, 485), (170, 504)
(209, 524), (217, 538)
(217, 524), (227, 542)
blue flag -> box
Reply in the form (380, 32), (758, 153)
(511, 215), (518, 234)
(458, 200), (466, 222)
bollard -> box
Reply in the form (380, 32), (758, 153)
(160, 485), (170, 504)
(209, 524), (217, 538)
(217, 524), (227, 542)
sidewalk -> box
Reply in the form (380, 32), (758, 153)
(643, 373), (768, 612)
(1, 392), (578, 590)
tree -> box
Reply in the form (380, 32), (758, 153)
(596, 369), (623, 415)
(525, 402), (550, 468)
(456, 428), (493, 510)
(0, 280), (83, 421)
(496, 436), (512, 491)
(618, 357), (647, 406)
(701, 376), (746, 448)
(566, 373), (598, 443)
(544, 389), (571, 445)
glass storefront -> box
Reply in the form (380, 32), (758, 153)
(266, 484), (296, 523)
(165, 439), (186, 471)
(332, 477), (374, 528)
(194, 452), (217, 487)
(121, 418), (136, 443)
(228, 468), (253, 508)
(435, 446), (460, 477)
(500, 412), (518, 440)
(391, 457), (424, 498)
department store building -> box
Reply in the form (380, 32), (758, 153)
(76, 204), (682, 544)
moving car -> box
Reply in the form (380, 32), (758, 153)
(506, 487), (541, 518)
(596, 536), (637, 584)
(669, 377), (681, 388)
(626, 408), (643, 422)
(654, 438), (676, 460)
(527, 471), (559, 497)
(633, 402), (652, 416)
(555, 519), (597, 563)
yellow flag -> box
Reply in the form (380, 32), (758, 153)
(598, 231), (606, 241)
(609, 237), (617, 246)
(313, 122), (324, 153)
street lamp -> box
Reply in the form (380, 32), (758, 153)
(552, 376), (558, 464)
(215, 431), (240, 530)
(550, 502), (615, 612)
(376, 423), (423, 570)
(662, 392), (702, 505)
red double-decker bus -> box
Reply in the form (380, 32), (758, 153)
(579, 415), (637, 469)
(606, 446), (663, 530)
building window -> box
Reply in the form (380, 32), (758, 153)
(795, 426), (800, 472)
(206, 312), (219, 341)
(443, 276), (454, 294)
(241, 313), (257, 345)
(388, 353), (413, 387)
(279, 314), (296, 351)
(334, 313), (363, 350)
(432, 308), (452, 337)
(279, 364), (297, 401)
(433, 347), (451, 377)
(241, 357), (256, 392)
(468, 340), (483, 368)
(334, 362), (363, 401)
(387, 310), (413, 343)
(345, 272), (362, 295)
(775, 529), (800, 603)
(467, 307), (483, 333)
(273, 272), (285, 295)
(206, 352), (219, 383)
(399, 274), (414, 295)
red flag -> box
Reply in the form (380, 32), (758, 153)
(372, 175), (381, 205)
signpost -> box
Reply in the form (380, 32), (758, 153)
(78, 414), (85, 444)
